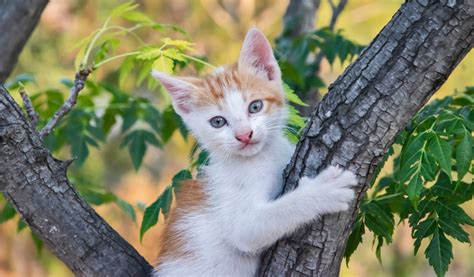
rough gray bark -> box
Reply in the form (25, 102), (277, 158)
(0, 0), (49, 83)
(0, 0), (472, 276)
(0, 86), (152, 275)
(260, 0), (474, 276)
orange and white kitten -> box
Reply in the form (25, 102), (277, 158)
(151, 28), (356, 277)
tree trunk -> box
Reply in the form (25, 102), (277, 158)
(0, 0), (472, 276)
(0, 87), (152, 275)
(259, 0), (473, 276)
(0, 0), (49, 83)
(276, 0), (322, 116)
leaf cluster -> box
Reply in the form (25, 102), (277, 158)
(345, 87), (473, 277)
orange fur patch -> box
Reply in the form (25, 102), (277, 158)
(155, 180), (207, 265)
(187, 65), (284, 112)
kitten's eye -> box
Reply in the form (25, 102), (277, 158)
(209, 116), (227, 128)
(248, 100), (263, 114)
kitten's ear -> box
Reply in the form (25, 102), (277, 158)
(238, 28), (281, 81)
(152, 70), (196, 115)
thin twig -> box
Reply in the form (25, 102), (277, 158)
(19, 86), (39, 128)
(328, 0), (348, 30)
(313, 0), (348, 70)
(40, 68), (92, 137)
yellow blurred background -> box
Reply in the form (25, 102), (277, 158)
(0, 0), (472, 276)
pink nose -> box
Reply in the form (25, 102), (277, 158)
(235, 131), (253, 144)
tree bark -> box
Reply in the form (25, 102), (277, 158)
(259, 0), (473, 276)
(0, 0), (49, 83)
(0, 0), (472, 276)
(0, 87), (152, 275)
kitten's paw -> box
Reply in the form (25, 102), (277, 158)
(299, 166), (357, 213)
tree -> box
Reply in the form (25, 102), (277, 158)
(0, 0), (48, 82)
(0, 0), (472, 276)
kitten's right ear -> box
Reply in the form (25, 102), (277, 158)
(152, 70), (196, 115)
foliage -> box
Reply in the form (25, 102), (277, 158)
(0, 2), (471, 276)
(1, 0), (205, 251)
(276, 27), (364, 97)
(344, 87), (474, 277)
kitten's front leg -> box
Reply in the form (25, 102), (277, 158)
(227, 166), (357, 254)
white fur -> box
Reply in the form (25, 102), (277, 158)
(152, 28), (357, 277)
(152, 90), (356, 277)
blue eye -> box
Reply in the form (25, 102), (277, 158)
(209, 116), (227, 128)
(249, 100), (263, 114)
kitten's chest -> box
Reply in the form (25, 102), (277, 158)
(210, 158), (287, 201)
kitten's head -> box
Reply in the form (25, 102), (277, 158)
(152, 28), (286, 158)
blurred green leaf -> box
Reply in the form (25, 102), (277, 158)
(140, 197), (161, 242)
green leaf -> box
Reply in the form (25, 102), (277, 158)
(0, 202), (16, 224)
(406, 171), (423, 203)
(161, 38), (194, 50)
(119, 56), (135, 89)
(160, 186), (174, 218)
(31, 232), (44, 255)
(172, 169), (193, 188)
(428, 135), (452, 180)
(162, 48), (186, 62)
(344, 216), (365, 265)
(124, 131), (146, 170)
(455, 130), (472, 180)
(161, 107), (179, 143)
(80, 189), (116, 205)
(153, 55), (174, 73)
(438, 216), (470, 243)
(425, 228), (453, 277)
(115, 198), (137, 223)
(121, 11), (153, 24)
(413, 218), (436, 254)
(110, 1), (139, 18)
(287, 105), (306, 129)
(362, 202), (394, 242)
(122, 130), (162, 170)
(140, 197), (161, 241)
(137, 47), (162, 60)
(137, 60), (154, 85)
(284, 83), (308, 106)
(17, 218), (28, 232)
(435, 202), (474, 226)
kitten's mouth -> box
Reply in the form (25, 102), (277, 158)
(239, 141), (259, 149)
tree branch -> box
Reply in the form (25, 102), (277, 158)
(260, 0), (474, 276)
(19, 86), (39, 128)
(0, 1), (472, 276)
(0, 85), (153, 276)
(40, 68), (92, 137)
(0, 0), (49, 83)
(312, 0), (348, 70)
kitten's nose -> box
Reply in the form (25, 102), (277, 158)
(235, 131), (253, 144)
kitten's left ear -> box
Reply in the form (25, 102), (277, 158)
(238, 28), (281, 82)
(151, 70), (198, 115)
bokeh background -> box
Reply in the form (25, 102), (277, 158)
(0, 0), (472, 276)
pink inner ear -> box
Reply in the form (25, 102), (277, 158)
(239, 28), (281, 81)
(152, 70), (193, 114)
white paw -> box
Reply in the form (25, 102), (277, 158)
(299, 166), (357, 213)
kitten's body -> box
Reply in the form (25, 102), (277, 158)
(152, 28), (356, 277)
(156, 135), (293, 276)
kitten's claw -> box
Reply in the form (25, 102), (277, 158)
(299, 166), (357, 214)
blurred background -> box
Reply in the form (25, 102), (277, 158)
(0, 0), (472, 276)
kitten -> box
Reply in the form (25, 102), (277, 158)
(151, 28), (356, 277)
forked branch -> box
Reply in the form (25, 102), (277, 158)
(18, 86), (39, 128)
(39, 68), (92, 137)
